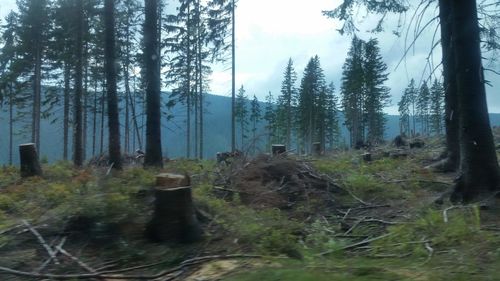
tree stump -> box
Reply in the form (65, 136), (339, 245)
(312, 142), (321, 156)
(272, 144), (286, 155)
(146, 173), (202, 243)
(362, 152), (372, 162)
(19, 143), (43, 177)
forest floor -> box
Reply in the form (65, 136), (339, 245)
(0, 138), (500, 280)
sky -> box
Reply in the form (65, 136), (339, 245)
(1, 0), (500, 114)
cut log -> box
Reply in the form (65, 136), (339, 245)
(272, 144), (286, 155)
(19, 143), (43, 177)
(312, 142), (321, 156)
(362, 152), (372, 162)
(146, 174), (202, 243)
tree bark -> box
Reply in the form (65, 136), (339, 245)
(146, 173), (202, 243)
(451, 0), (500, 201)
(231, 0), (236, 152)
(437, 0), (459, 172)
(63, 63), (70, 161)
(19, 143), (43, 177)
(8, 83), (14, 165)
(104, 0), (122, 170)
(73, 0), (84, 167)
(144, 0), (163, 168)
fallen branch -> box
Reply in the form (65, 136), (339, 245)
(0, 254), (262, 280)
(0, 224), (23, 236)
(21, 220), (60, 265)
(37, 237), (67, 272)
(319, 233), (392, 256)
(56, 245), (97, 273)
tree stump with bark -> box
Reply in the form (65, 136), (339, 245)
(312, 142), (321, 156)
(272, 144), (286, 155)
(146, 173), (203, 243)
(362, 152), (372, 162)
(19, 143), (43, 178)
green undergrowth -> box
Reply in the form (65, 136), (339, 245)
(0, 153), (499, 280)
(314, 154), (447, 203)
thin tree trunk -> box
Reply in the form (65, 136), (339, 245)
(129, 75), (142, 150)
(100, 83), (105, 155)
(33, 44), (42, 152)
(451, 0), (500, 201)
(144, 0), (163, 167)
(186, 3), (192, 159)
(83, 41), (89, 161)
(8, 83), (13, 165)
(73, 0), (84, 167)
(231, 0), (236, 152)
(92, 79), (97, 157)
(104, 0), (122, 170)
(439, 0), (460, 171)
(63, 63), (70, 161)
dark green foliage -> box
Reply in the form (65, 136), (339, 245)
(277, 58), (298, 149)
(398, 79), (416, 136)
(235, 85), (248, 149)
(322, 0), (408, 35)
(341, 37), (389, 146)
(429, 79), (444, 135)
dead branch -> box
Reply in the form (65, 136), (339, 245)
(21, 220), (60, 265)
(319, 233), (392, 256)
(37, 237), (67, 272)
(0, 254), (262, 280)
(0, 224), (23, 236)
(344, 217), (366, 235)
(56, 245), (97, 273)
(443, 206), (460, 223)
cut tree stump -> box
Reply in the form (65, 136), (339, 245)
(146, 173), (203, 243)
(19, 143), (43, 178)
(312, 142), (321, 157)
(272, 144), (286, 155)
(362, 152), (372, 162)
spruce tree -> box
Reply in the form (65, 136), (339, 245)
(249, 94), (261, 154)
(235, 85), (248, 150)
(416, 81), (431, 136)
(297, 56), (326, 154)
(363, 38), (390, 143)
(278, 58), (297, 149)
(429, 79), (444, 135)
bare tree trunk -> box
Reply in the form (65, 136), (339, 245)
(92, 78), (98, 157)
(8, 83), (14, 165)
(231, 0), (236, 152)
(33, 44), (42, 152)
(83, 42), (89, 161)
(451, 0), (500, 202)
(100, 84), (105, 155)
(104, 0), (122, 170)
(73, 0), (84, 167)
(144, 0), (163, 167)
(439, 0), (459, 172)
(63, 63), (70, 161)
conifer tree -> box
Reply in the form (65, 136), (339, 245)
(235, 85), (248, 150)
(429, 79), (444, 135)
(278, 58), (297, 149)
(416, 81), (431, 136)
(263, 91), (276, 149)
(363, 38), (389, 143)
(249, 94), (261, 154)
(297, 56), (326, 154)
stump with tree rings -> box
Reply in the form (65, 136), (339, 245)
(272, 144), (286, 155)
(19, 143), (43, 178)
(145, 173), (203, 243)
(312, 142), (322, 156)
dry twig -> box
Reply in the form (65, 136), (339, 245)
(21, 220), (60, 265)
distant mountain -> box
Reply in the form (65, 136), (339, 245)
(2, 93), (500, 164)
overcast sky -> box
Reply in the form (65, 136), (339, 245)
(1, 0), (500, 114)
